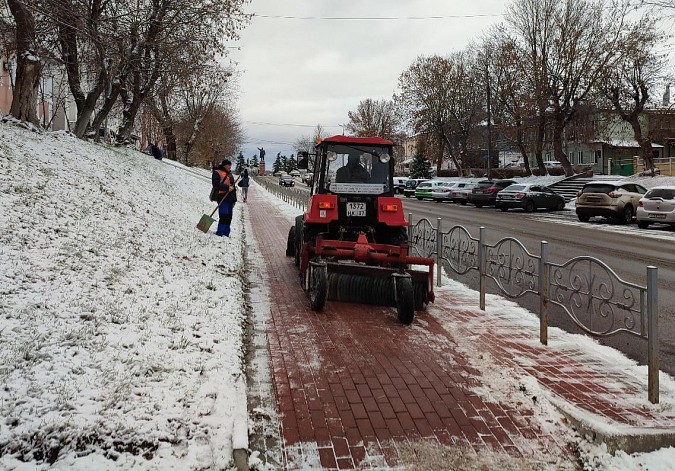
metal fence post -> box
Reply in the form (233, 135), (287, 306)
(539, 241), (549, 346)
(408, 212), (413, 244)
(479, 226), (486, 310)
(436, 218), (442, 287)
(647, 266), (659, 404)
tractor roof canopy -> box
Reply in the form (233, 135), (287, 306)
(317, 135), (395, 147)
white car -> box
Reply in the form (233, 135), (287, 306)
(636, 186), (675, 228)
(450, 182), (477, 205)
(430, 182), (461, 202)
(393, 176), (409, 194)
(289, 170), (301, 177)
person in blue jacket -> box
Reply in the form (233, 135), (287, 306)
(238, 168), (250, 202)
(211, 160), (237, 236)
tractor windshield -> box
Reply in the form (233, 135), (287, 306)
(322, 144), (392, 195)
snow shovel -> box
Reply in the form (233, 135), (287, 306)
(196, 177), (240, 233)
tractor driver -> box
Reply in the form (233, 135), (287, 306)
(335, 153), (370, 183)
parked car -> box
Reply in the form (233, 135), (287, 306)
(575, 181), (648, 224)
(430, 182), (461, 202)
(450, 182), (477, 205)
(495, 184), (566, 212)
(469, 180), (517, 207)
(636, 186), (675, 228)
(393, 176), (409, 194)
(279, 174), (295, 187)
(415, 180), (447, 200)
(403, 178), (428, 198)
(543, 160), (562, 169)
(289, 170), (301, 177)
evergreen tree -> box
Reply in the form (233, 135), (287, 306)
(272, 153), (282, 173)
(235, 151), (246, 173)
(409, 154), (432, 179)
(281, 154), (289, 172)
(250, 154), (259, 168)
(287, 154), (298, 172)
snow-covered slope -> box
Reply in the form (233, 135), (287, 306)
(0, 121), (247, 470)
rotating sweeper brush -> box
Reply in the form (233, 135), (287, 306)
(285, 135), (435, 325)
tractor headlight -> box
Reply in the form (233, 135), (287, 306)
(378, 153), (391, 164)
(327, 151), (338, 161)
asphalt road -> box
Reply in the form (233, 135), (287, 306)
(400, 196), (675, 377)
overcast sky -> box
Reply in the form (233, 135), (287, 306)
(228, 0), (507, 162)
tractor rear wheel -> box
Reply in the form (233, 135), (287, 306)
(395, 276), (415, 325)
(309, 261), (328, 311)
(286, 226), (296, 257)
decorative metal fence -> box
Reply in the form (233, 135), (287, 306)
(254, 177), (308, 210)
(408, 214), (660, 404)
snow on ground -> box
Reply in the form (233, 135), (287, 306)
(0, 121), (247, 470)
(1, 120), (674, 470)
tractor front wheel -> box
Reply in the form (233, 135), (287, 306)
(394, 275), (415, 325)
(308, 261), (328, 311)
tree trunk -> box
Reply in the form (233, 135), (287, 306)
(552, 119), (574, 177)
(90, 83), (122, 137)
(7, 0), (42, 125)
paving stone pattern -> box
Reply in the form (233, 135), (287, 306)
(246, 188), (584, 470)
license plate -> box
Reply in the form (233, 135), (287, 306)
(649, 213), (666, 219)
(346, 202), (366, 217)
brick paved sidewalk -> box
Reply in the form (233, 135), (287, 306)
(245, 184), (675, 470)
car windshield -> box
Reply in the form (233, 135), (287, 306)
(582, 184), (616, 194)
(475, 181), (494, 188)
(645, 188), (675, 199)
(323, 144), (391, 194)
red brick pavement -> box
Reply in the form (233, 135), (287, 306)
(246, 184), (675, 469)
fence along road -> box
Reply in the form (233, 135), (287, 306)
(400, 197), (675, 378)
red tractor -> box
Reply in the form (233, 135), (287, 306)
(286, 135), (435, 324)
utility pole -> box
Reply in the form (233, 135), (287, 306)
(486, 50), (492, 180)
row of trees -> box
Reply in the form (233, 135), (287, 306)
(343, 0), (671, 177)
(1, 0), (249, 166)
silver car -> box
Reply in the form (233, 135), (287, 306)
(636, 186), (675, 229)
(575, 181), (648, 224)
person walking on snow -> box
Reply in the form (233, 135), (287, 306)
(238, 168), (250, 202)
(212, 159), (237, 236)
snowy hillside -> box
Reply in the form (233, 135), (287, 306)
(0, 121), (248, 470)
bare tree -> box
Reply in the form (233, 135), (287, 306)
(507, 0), (634, 176)
(345, 98), (405, 143)
(396, 53), (484, 175)
(597, 15), (666, 172)
(484, 27), (538, 175)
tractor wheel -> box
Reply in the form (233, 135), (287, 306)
(286, 226), (296, 257)
(308, 262), (328, 311)
(395, 276), (415, 325)
(294, 216), (303, 267)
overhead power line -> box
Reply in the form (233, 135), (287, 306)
(254, 13), (502, 21)
(246, 120), (343, 128)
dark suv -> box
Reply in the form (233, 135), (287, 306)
(469, 179), (516, 207)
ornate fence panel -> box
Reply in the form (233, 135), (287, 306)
(408, 216), (437, 259)
(440, 225), (480, 276)
(406, 218), (659, 403)
(484, 236), (540, 300)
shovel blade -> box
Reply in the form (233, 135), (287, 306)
(196, 214), (216, 233)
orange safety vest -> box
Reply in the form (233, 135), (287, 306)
(215, 170), (236, 197)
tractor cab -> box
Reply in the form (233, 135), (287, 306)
(300, 136), (394, 196)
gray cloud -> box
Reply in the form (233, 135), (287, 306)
(230, 0), (506, 160)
